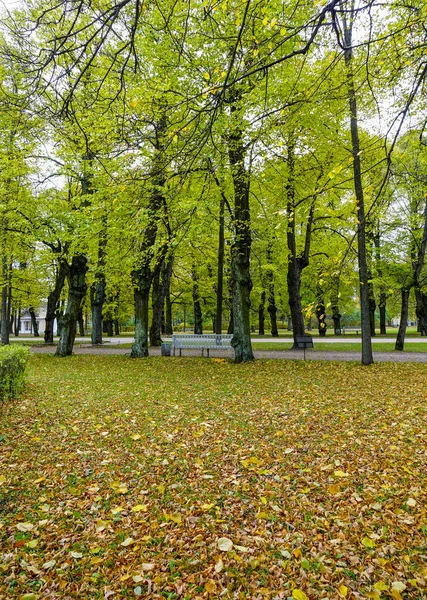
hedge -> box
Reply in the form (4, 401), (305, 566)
(0, 345), (29, 402)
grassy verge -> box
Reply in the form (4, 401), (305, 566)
(0, 356), (426, 599)
(252, 342), (427, 353)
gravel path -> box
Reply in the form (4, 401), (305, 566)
(29, 345), (427, 363)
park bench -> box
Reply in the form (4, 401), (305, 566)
(295, 335), (314, 360)
(172, 334), (233, 357)
(342, 327), (361, 335)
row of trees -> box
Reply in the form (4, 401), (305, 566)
(0, 0), (426, 363)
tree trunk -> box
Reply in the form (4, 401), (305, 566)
(29, 308), (39, 337)
(150, 268), (163, 346)
(131, 115), (167, 358)
(342, 10), (374, 365)
(45, 259), (68, 343)
(316, 285), (327, 336)
(258, 290), (265, 335)
(114, 320), (120, 335)
(91, 223), (107, 344)
(286, 138), (314, 347)
(379, 295), (387, 335)
(192, 265), (203, 335)
(369, 281), (376, 337)
(14, 306), (21, 336)
(215, 193), (225, 334)
(165, 290), (172, 335)
(266, 244), (278, 337)
(395, 288), (410, 351)
(78, 308), (84, 336)
(415, 289), (427, 335)
(331, 277), (342, 334)
(1, 254), (9, 345)
(55, 255), (88, 356)
(228, 97), (254, 363)
(150, 256), (173, 346)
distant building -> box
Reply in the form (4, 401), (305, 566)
(18, 307), (57, 336)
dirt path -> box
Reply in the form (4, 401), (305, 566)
(29, 345), (427, 363)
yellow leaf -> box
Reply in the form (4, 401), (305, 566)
(130, 434), (141, 440)
(26, 539), (39, 548)
(391, 592), (403, 600)
(205, 579), (217, 593)
(293, 548), (302, 558)
(201, 503), (215, 510)
(256, 511), (269, 519)
(260, 496), (267, 505)
(362, 537), (376, 549)
(203, 72), (210, 80)
(121, 537), (134, 547)
(334, 470), (349, 477)
(292, 590), (308, 600)
(158, 484), (165, 493)
(131, 504), (148, 513)
(365, 593), (381, 600)
(170, 514), (182, 525)
(111, 506), (124, 515)
(374, 581), (389, 591)
(0, 475), (6, 485)
(339, 585), (348, 597)
(215, 558), (224, 573)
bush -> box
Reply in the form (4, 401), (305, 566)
(0, 345), (29, 402)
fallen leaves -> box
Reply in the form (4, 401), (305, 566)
(1, 356), (426, 599)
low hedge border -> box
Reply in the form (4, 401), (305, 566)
(0, 345), (29, 402)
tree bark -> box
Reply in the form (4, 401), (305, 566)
(45, 259), (68, 343)
(258, 290), (265, 336)
(131, 115), (167, 358)
(395, 289), (410, 351)
(316, 285), (327, 336)
(192, 264), (203, 335)
(1, 254), (9, 345)
(29, 308), (39, 337)
(228, 97), (254, 362)
(90, 220), (107, 344)
(55, 255), (88, 356)
(415, 289), (427, 335)
(342, 10), (374, 365)
(215, 193), (225, 334)
(150, 255), (173, 346)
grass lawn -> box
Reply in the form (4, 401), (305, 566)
(1, 356), (426, 599)
(251, 342), (427, 353)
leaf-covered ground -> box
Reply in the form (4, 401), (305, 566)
(1, 356), (426, 600)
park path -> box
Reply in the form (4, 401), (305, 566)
(28, 344), (427, 363)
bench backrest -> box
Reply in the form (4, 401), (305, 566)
(172, 334), (232, 348)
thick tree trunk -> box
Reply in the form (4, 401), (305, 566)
(150, 256), (173, 346)
(343, 12), (373, 365)
(78, 308), (84, 336)
(131, 116), (167, 358)
(266, 246), (278, 337)
(215, 194), (225, 334)
(258, 291), (265, 335)
(395, 288), (410, 351)
(29, 308), (39, 337)
(316, 286), (327, 336)
(286, 139), (313, 347)
(165, 291), (172, 335)
(228, 99), (254, 363)
(114, 320), (120, 335)
(415, 289), (427, 335)
(45, 260), (68, 344)
(55, 255), (88, 356)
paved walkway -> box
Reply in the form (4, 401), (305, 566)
(28, 344), (427, 363)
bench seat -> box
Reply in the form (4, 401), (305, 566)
(172, 334), (233, 357)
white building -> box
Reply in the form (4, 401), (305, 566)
(18, 308), (57, 336)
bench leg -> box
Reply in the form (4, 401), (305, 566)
(179, 348), (182, 357)
(207, 348), (210, 358)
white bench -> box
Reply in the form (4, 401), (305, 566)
(342, 327), (361, 335)
(172, 334), (233, 357)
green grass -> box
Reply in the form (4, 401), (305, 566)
(252, 341), (427, 352)
(0, 355), (426, 599)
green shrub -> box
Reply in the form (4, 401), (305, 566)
(0, 345), (29, 402)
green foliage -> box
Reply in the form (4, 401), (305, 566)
(0, 345), (29, 401)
